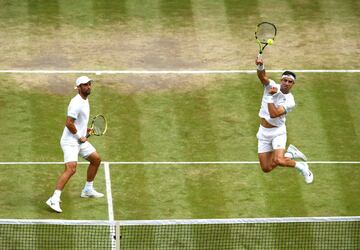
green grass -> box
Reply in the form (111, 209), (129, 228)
(0, 0), (359, 248)
(0, 73), (359, 221)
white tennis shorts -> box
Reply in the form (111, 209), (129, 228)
(60, 141), (96, 163)
(256, 125), (287, 153)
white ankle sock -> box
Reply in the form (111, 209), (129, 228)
(284, 152), (293, 159)
(84, 181), (94, 190)
(295, 162), (303, 171)
(53, 190), (62, 200)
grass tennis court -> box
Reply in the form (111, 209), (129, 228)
(1, 73), (359, 221)
(0, 0), (359, 249)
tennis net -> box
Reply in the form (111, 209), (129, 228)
(1, 217), (359, 249)
(0, 219), (116, 250)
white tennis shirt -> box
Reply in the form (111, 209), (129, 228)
(258, 79), (295, 127)
(61, 94), (90, 144)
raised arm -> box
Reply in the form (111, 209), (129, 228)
(255, 56), (270, 86)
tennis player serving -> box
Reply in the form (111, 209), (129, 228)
(255, 57), (313, 184)
(46, 76), (104, 213)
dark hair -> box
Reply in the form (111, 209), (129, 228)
(282, 70), (296, 79)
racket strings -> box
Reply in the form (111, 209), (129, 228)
(93, 117), (106, 135)
(256, 23), (276, 43)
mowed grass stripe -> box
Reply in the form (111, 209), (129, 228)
(286, 73), (339, 216)
(172, 82), (225, 219)
(0, 78), (33, 160)
(206, 76), (269, 216)
(300, 74), (359, 215)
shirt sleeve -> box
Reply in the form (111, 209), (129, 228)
(283, 96), (296, 113)
(67, 99), (79, 120)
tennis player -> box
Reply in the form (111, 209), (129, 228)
(255, 57), (313, 184)
(46, 76), (104, 213)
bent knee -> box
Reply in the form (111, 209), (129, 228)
(90, 155), (102, 166)
(260, 164), (274, 173)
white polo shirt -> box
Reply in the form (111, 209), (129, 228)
(258, 79), (295, 127)
(61, 94), (90, 144)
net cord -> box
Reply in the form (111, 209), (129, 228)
(1, 216), (359, 226)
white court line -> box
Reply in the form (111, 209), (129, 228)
(120, 216), (360, 225)
(103, 162), (114, 222)
(0, 69), (359, 74)
(103, 162), (116, 250)
(0, 161), (359, 165)
(108, 161), (360, 165)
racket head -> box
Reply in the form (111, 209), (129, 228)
(90, 115), (107, 136)
(255, 22), (277, 44)
(255, 21), (277, 54)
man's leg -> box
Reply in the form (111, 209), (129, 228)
(56, 162), (78, 190)
(81, 151), (104, 198)
(47, 161), (77, 213)
(85, 151), (101, 182)
(258, 151), (276, 172)
(272, 149), (296, 168)
(273, 148), (313, 184)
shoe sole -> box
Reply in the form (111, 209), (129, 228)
(80, 194), (104, 198)
(305, 170), (314, 184)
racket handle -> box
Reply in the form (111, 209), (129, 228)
(257, 53), (262, 59)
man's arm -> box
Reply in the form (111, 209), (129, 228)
(267, 103), (286, 118)
(255, 56), (270, 86)
(265, 87), (286, 118)
(65, 117), (87, 143)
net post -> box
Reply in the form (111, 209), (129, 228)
(116, 222), (121, 250)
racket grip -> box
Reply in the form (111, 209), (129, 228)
(257, 53), (262, 59)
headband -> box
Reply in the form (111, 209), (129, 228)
(281, 74), (295, 81)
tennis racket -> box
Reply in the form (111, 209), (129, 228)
(87, 115), (107, 138)
(255, 21), (277, 58)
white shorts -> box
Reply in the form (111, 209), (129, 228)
(256, 125), (287, 153)
(60, 141), (96, 163)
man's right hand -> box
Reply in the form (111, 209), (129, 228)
(78, 137), (87, 144)
(255, 56), (264, 66)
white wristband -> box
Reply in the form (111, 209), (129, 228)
(264, 95), (274, 103)
(257, 64), (264, 71)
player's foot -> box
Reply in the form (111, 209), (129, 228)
(285, 144), (308, 161)
(296, 162), (314, 184)
(304, 169), (314, 184)
(46, 197), (62, 213)
(80, 188), (104, 198)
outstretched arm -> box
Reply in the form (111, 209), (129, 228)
(255, 56), (270, 86)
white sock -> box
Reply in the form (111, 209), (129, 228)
(84, 181), (94, 190)
(295, 162), (303, 170)
(284, 152), (293, 159)
(53, 190), (62, 200)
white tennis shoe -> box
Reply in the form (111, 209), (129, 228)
(304, 170), (314, 184)
(80, 188), (104, 198)
(285, 144), (308, 161)
(296, 162), (314, 184)
(46, 197), (62, 213)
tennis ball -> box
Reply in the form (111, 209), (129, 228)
(267, 39), (274, 45)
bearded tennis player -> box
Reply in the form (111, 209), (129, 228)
(46, 76), (104, 213)
(255, 56), (313, 184)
